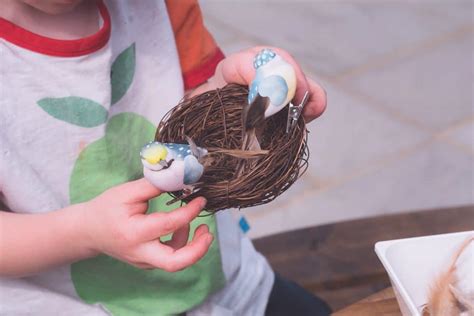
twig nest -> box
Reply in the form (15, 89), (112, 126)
(156, 84), (309, 212)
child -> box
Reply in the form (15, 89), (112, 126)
(0, 0), (329, 315)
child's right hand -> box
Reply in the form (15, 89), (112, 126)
(81, 178), (212, 272)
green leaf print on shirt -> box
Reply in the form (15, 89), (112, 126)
(69, 113), (225, 316)
(111, 43), (136, 105)
(37, 97), (108, 128)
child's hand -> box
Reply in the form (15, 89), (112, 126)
(82, 178), (212, 272)
(194, 46), (327, 123)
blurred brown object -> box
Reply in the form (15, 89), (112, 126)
(253, 205), (474, 311)
(423, 236), (473, 316)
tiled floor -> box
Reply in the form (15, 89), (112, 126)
(200, 0), (474, 239)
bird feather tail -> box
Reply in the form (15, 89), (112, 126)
(242, 129), (261, 151)
(424, 236), (474, 316)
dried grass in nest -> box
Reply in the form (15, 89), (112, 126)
(155, 84), (309, 212)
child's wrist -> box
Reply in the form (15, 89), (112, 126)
(67, 202), (100, 259)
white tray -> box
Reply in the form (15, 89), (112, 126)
(375, 230), (474, 316)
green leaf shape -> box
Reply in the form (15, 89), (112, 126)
(111, 43), (136, 105)
(37, 97), (108, 128)
(69, 113), (225, 315)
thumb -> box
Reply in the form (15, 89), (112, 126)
(115, 178), (162, 203)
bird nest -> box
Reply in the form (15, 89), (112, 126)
(155, 84), (309, 212)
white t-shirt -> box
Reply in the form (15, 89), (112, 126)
(0, 1), (273, 315)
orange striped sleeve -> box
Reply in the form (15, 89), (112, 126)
(166, 0), (225, 90)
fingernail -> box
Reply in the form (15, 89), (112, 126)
(199, 197), (207, 208)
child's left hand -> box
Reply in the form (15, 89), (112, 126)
(191, 46), (327, 123)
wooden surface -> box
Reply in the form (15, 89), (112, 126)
(253, 205), (474, 310)
(333, 287), (401, 316)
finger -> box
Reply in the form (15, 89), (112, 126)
(164, 228), (213, 272)
(220, 46), (288, 87)
(193, 224), (210, 239)
(163, 223), (190, 250)
(215, 51), (254, 88)
(114, 178), (162, 203)
(133, 197), (207, 241)
(163, 223), (209, 250)
(302, 77), (327, 122)
(138, 231), (213, 272)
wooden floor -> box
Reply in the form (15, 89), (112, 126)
(334, 287), (401, 316)
(253, 205), (474, 311)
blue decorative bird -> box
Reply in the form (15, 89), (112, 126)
(242, 48), (297, 150)
(140, 138), (207, 192)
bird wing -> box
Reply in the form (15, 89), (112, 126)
(258, 75), (289, 117)
(183, 155), (204, 185)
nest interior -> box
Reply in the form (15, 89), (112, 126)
(155, 84), (309, 212)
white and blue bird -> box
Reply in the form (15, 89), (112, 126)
(243, 48), (297, 149)
(140, 139), (207, 192)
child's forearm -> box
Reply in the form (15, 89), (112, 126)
(0, 204), (96, 277)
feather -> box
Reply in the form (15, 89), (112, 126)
(242, 95), (270, 133)
(209, 148), (269, 158)
(242, 129), (261, 151)
(450, 285), (474, 314)
(184, 135), (207, 160)
(423, 236), (474, 316)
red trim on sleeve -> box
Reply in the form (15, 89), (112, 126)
(182, 48), (225, 90)
(0, 0), (111, 57)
